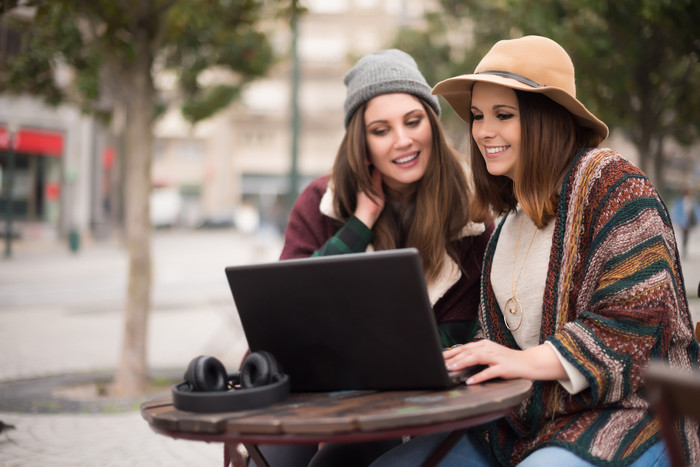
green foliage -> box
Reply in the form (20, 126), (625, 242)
(0, 0), (284, 124)
(181, 83), (242, 122)
(546, 0), (700, 148)
(1, 2), (85, 107)
(162, 0), (276, 121)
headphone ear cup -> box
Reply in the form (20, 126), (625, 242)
(173, 351), (289, 412)
(240, 351), (281, 388)
(184, 355), (228, 392)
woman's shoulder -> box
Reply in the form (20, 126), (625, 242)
(570, 147), (648, 191)
(577, 147), (641, 174)
(458, 221), (489, 238)
(287, 174), (332, 218)
(453, 220), (495, 255)
(568, 148), (664, 221)
(302, 175), (332, 196)
(292, 175), (331, 206)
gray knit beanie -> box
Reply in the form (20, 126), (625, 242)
(343, 49), (441, 128)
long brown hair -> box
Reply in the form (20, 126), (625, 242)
(469, 90), (604, 228)
(331, 99), (473, 283)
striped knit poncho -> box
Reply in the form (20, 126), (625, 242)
(475, 148), (700, 465)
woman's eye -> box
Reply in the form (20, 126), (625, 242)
(370, 128), (387, 136)
(498, 113), (515, 120)
(406, 118), (421, 127)
(472, 114), (483, 122)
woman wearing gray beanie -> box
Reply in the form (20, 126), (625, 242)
(282, 48), (492, 350)
(264, 49), (493, 467)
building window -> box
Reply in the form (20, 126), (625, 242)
(307, 0), (349, 13)
(177, 139), (204, 161)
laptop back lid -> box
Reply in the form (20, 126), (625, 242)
(224, 248), (456, 392)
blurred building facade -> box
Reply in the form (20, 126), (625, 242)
(2, 0), (699, 245)
(0, 94), (109, 243)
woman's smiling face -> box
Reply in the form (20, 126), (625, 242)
(470, 82), (521, 180)
(364, 93), (433, 195)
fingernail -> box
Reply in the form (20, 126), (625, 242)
(466, 377), (474, 385)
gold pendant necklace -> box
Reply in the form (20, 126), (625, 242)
(504, 215), (537, 332)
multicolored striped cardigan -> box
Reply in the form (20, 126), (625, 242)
(474, 148), (700, 465)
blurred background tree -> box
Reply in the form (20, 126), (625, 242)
(395, 0), (700, 198)
(0, 0), (298, 396)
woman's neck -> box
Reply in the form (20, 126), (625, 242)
(384, 183), (418, 204)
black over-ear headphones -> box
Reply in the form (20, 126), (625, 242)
(172, 351), (290, 413)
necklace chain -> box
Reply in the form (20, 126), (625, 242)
(505, 215), (537, 331)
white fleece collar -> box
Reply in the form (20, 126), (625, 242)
(319, 182), (485, 305)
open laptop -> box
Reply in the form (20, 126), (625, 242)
(224, 248), (475, 393)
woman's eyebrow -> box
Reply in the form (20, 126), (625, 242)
(471, 104), (518, 111)
(403, 108), (424, 117)
(366, 108), (425, 126)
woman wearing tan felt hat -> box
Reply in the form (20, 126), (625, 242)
(372, 35), (699, 466)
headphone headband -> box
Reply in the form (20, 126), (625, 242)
(172, 373), (290, 413)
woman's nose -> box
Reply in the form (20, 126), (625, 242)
(473, 119), (495, 140)
(394, 128), (412, 147)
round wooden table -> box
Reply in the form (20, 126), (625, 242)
(142, 378), (532, 466)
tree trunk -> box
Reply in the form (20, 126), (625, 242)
(112, 45), (154, 396)
(653, 137), (668, 201)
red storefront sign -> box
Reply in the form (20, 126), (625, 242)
(0, 126), (64, 156)
(102, 145), (115, 169)
(45, 181), (61, 201)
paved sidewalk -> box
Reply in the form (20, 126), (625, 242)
(0, 227), (282, 466)
(0, 226), (698, 466)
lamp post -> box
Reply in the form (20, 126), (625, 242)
(288, 4), (301, 214)
(3, 124), (16, 259)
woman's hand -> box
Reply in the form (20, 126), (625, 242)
(444, 339), (567, 385)
(354, 166), (385, 228)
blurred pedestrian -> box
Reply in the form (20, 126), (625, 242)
(671, 187), (700, 259)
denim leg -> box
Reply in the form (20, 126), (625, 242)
(370, 431), (491, 467)
(517, 441), (669, 467)
(629, 441), (669, 467)
(308, 439), (402, 467)
(517, 446), (600, 467)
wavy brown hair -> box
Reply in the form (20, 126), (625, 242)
(469, 90), (604, 228)
(331, 99), (473, 283)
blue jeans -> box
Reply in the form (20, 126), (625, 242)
(370, 431), (669, 467)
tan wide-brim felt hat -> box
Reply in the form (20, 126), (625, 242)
(432, 35), (609, 140)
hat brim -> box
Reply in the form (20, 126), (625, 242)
(432, 74), (609, 140)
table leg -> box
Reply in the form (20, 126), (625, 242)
(224, 442), (247, 467)
(243, 442), (270, 467)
